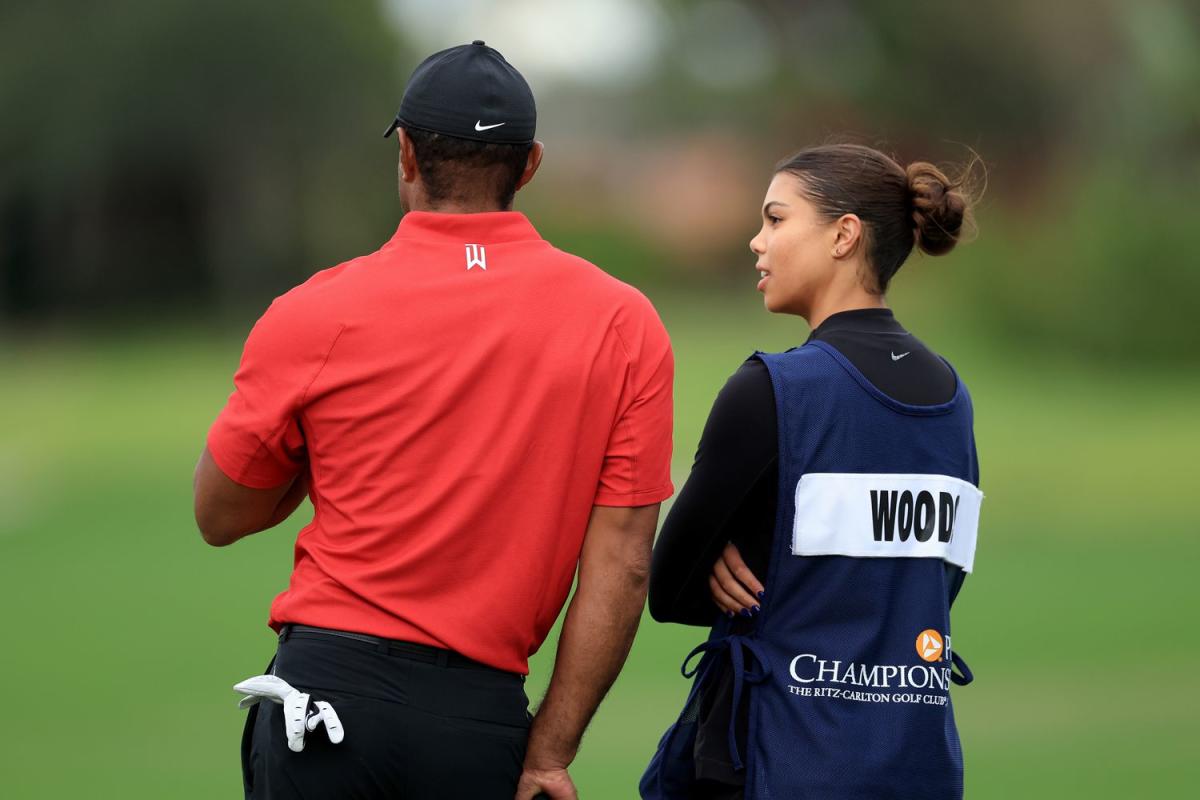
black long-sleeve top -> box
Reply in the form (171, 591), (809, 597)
(646, 307), (959, 787)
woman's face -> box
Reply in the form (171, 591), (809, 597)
(749, 173), (838, 317)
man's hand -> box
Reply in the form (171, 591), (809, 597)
(234, 674), (344, 752)
(514, 765), (577, 800)
(516, 503), (660, 800)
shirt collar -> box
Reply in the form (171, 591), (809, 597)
(390, 211), (543, 245)
(808, 307), (902, 340)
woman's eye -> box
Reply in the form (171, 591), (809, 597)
(768, 215), (782, 225)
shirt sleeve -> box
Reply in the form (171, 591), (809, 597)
(648, 358), (778, 625)
(593, 296), (675, 506)
(206, 297), (341, 489)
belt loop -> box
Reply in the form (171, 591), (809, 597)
(378, 638), (389, 655)
(436, 649), (450, 668)
(279, 624), (293, 643)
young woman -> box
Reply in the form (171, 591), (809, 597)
(641, 144), (983, 800)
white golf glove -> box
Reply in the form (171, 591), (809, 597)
(233, 674), (345, 753)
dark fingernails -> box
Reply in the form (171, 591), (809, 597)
(739, 608), (752, 617)
(752, 605), (761, 614)
(757, 590), (766, 600)
(726, 610), (735, 618)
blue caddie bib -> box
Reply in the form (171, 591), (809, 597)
(642, 341), (982, 800)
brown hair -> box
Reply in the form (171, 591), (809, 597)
(776, 144), (976, 293)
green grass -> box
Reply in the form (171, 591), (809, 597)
(1, 292), (1196, 797)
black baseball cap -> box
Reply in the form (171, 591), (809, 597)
(383, 40), (536, 145)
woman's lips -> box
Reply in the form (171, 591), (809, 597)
(757, 269), (769, 292)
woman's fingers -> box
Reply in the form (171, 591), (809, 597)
(708, 574), (744, 616)
(721, 542), (765, 598)
(712, 548), (760, 611)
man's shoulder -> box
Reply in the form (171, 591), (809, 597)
(293, 252), (374, 296)
(266, 251), (380, 318)
(543, 244), (664, 321)
(247, 252), (380, 350)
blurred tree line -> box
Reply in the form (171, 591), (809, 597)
(0, 1), (404, 319)
(1, 0), (1197, 361)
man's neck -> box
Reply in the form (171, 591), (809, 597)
(405, 198), (512, 214)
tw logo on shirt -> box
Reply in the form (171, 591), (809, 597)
(465, 244), (487, 271)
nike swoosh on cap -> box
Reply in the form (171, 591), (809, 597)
(475, 121), (506, 131)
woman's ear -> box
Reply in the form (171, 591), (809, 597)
(831, 213), (863, 259)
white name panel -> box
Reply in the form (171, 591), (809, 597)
(792, 472), (982, 572)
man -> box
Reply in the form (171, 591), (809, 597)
(193, 41), (674, 799)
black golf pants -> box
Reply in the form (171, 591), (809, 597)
(241, 626), (531, 799)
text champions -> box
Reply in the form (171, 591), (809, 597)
(789, 654), (951, 691)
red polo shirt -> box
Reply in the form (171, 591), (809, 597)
(207, 211), (674, 673)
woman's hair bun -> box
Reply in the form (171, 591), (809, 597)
(906, 161), (968, 256)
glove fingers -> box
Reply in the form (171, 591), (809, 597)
(234, 675), (296, 705)
(284, 691), (311, 753)
(309, 700), (345, 744)
(237, 695), (263, 710)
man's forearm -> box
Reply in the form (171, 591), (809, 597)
(525, 556), (649, 768)
(256, 475), (309, 532)
(194, 447), (309, 546)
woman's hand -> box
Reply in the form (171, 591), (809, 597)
(708, 542), (765, 616)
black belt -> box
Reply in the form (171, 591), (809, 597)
(279, 624), (504, 672)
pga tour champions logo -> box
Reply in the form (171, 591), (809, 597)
(916, 629), (944, 662)
(465, 244), (487, 271)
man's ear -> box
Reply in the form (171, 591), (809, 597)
(398, 128), (419, 184)
(831, 213), (864, 260)
(514, 141), (544, 192)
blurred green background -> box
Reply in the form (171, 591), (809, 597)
(2, 0), (1197, 797)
